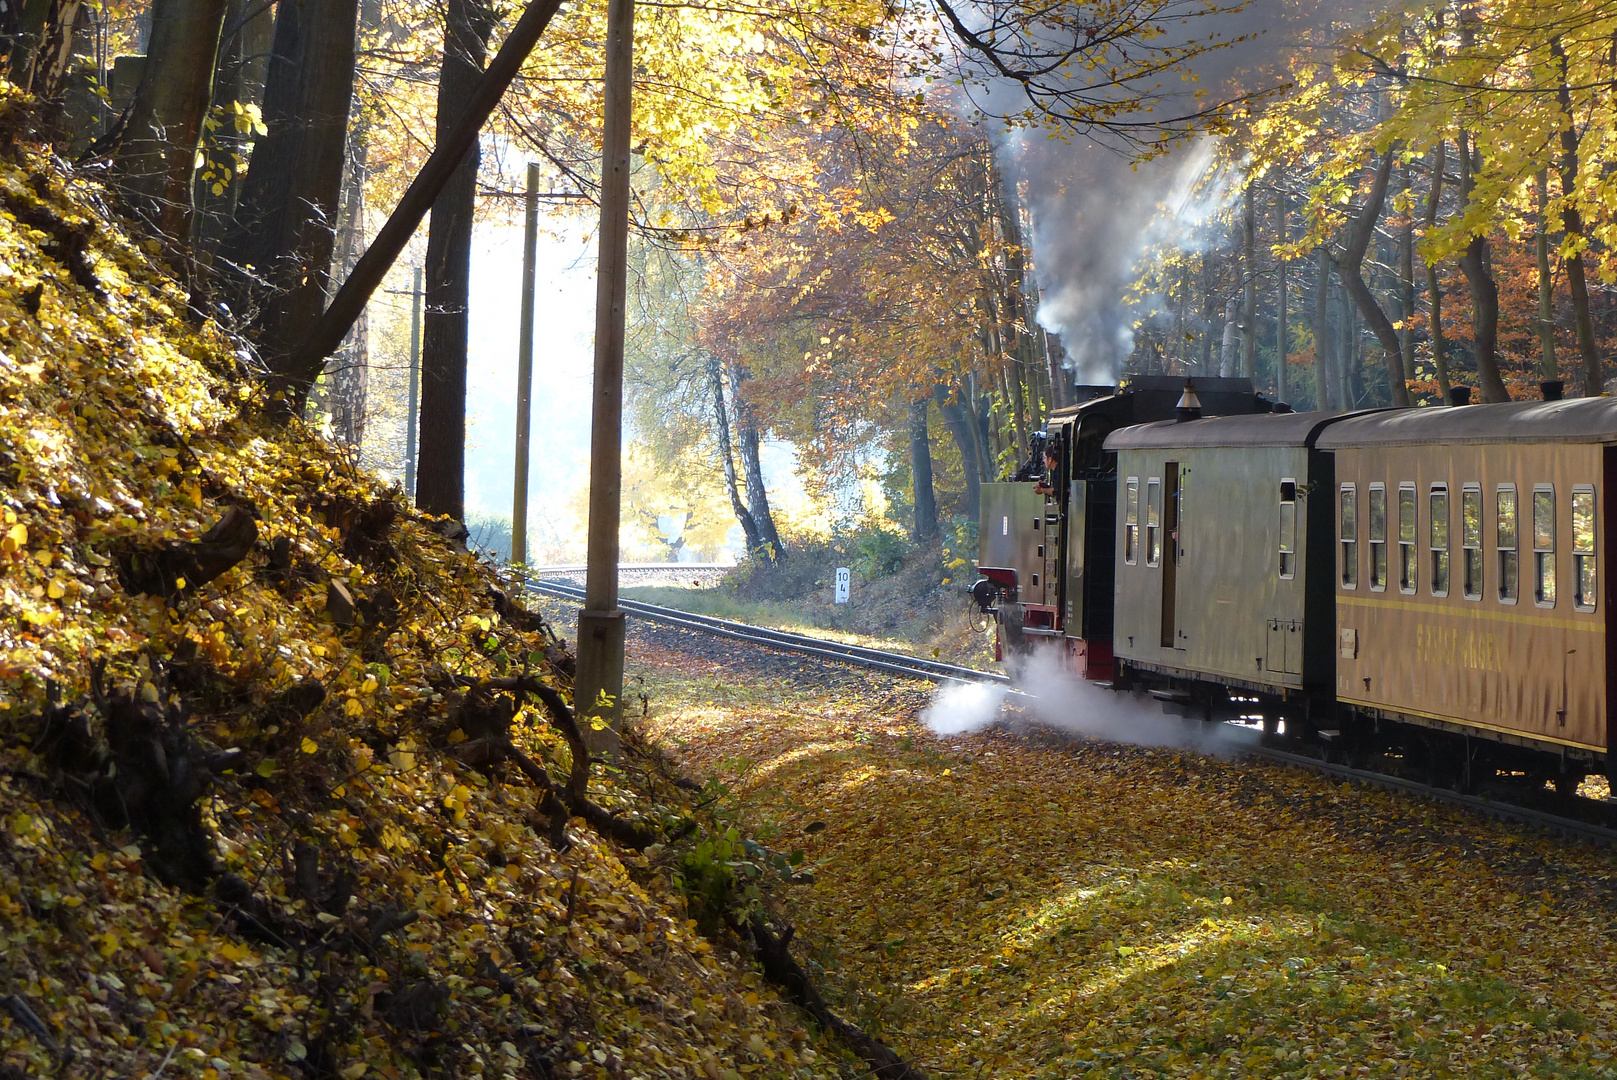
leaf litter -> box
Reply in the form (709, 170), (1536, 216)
(0, 95), (838, 1080)
(639, 630), (1617, 1079)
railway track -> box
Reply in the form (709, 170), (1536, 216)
(526, 577), (1008, 687)
(525, 576), (1617, 848)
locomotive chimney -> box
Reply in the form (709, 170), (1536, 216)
(1175, 381), (1202, 423)
(1541, 378), (1565, 401)
(1447, 385), (1472, 407)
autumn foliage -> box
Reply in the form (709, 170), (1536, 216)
(0, 95), (837, 1080)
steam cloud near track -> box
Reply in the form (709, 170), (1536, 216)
(921, 650), (1244, 754)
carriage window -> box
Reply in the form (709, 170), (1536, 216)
(1279, 480), (1297, 579)
(1461, 485), (1482, 600)
(1368, 484), (1388, 591)
(1398, 483), (1417, 594)
(1124, 478), (1139, 565)
(1533, 485), (1555, 607)
(1340, 485), (1357, 589)
(1429, 486), (1450, 597)
(1497, 486), (1518, 603)
(1573, 486), (1596, 611)
(1146, 478), (1162, 567)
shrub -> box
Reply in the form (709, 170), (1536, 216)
(941, 515), (978, 582)
(853, 526), (908, 579)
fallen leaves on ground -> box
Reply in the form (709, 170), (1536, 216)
(642, 643), (1617, 1079)
(0, 96), (835, 1080)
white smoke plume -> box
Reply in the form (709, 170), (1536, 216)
(968, 1), (1380, 384)
(922, 649), (1255, 755)
(1006, 135), (1228, 384)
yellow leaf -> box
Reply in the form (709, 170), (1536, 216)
(46, 579), (65, 599)
(340, 1065), (368, 1080)
(218, 941), (250, 962)
(300, 737), (318, 754)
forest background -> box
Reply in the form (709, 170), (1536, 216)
(8, 0), (1617, 576)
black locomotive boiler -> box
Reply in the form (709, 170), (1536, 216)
(975, 378), (1617, 788)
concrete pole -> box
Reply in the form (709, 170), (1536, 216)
(575, 0), (632, 754)
(512, 162), (540, 576)
(404, 265), (423, 500)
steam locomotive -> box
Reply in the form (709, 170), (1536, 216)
(974, 375), (1616, 790)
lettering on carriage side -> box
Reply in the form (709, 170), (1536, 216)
(1416, 623), (1499, 670)
(1461, 629), (1500, 671)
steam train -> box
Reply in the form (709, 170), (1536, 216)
(974, 375), (1617, 790)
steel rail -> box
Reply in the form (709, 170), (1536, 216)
(524, 579), (1617, 846)
(525, 578), (1010, 687)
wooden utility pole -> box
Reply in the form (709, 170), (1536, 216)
(575, 0), (633, 754)
(512, 163), (540, 573)
(405, 266), (423, 500)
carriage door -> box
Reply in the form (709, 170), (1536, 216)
(1160, 462), (1183, 649)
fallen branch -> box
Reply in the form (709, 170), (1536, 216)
(738, 913), (930, 1080)
(435, 672), (656, 850)
(117, 504), (259, 600)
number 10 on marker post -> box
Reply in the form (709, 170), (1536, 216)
(834, 567), (850, 604)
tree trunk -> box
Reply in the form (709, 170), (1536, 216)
(192, 0), (275, 260)
(1535, 169), (1558, 380)
(414, 0), (498, 521)
(1217, 298), (1237, 378)
(1275, 182), (1288, 403)
(1455, 132), (1508, 403)
(1424, 142), (1451, 399)
(287, 0), (567, 389)
(1336, 149), (1410, 406)
(1398, 162), (1417, 393)
(328, 130), (371, 446)
(958, 374), (991, 481)
(1172, 264), (1189, 371)
(1340, 285), (1361, 406)
(1553, 40), (1601, 396)
(909, 399), (939, 544)
(737, 413), (784, 563)
(227, 0), (358, 407)
(993, 170), (1052, 418)
(327, 0), (383, 447)
(708, 356), (764, 556)
(1312, 247), (1337, 410)
(1198, 253), (1215, 375)
(7, 0), (85, 101)
(115, 0), (228, 245)
(1242, 183), (1257, 381)
(934, 385), (981, 521)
